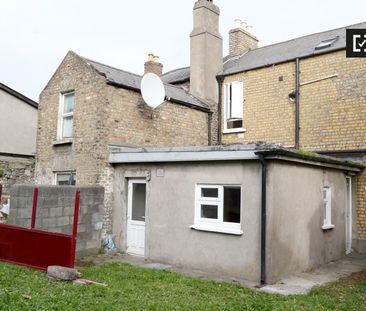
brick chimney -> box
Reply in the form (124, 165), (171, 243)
(229, 19), (258, 56)
(144, 53), (163, 76)
(190, 0), (223, 104)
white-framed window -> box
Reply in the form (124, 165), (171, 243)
(190, 184), (243, 235)
(322, 187), (334, 230)
(57, 91), (75, 140)
(55, 172), (76, 186)
(223, 81), (244, 133)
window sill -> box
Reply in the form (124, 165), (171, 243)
(322, 224), (335, 231)
(223, 128), (246, 134)
(189, 224), (243, 236)
(53, 139), (73, 146)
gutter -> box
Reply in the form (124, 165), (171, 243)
(258, 154), (267, 284)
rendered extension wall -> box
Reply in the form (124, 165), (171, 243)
(113, 161), (262, 283)
(8, 185), (104, 257)
(266, 161), (349, 283)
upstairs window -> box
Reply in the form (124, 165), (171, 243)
(58, 91), (74, 140)
(191, 184), (242, 235)
(322, 187), (334, 230)
(224, 81), (244, 132)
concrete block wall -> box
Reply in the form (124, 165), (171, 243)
(8, 185), (104, 257)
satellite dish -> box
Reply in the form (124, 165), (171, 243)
(140, 73), (166, 108)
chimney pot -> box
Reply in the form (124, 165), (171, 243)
(229, 19), (258, 56)
(144, 53), (163, 75)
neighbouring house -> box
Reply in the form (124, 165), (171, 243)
(34, 0), (365, 283)
(0, 83), (38, 201)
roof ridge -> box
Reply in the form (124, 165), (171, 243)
(80, 55), (143, 78)
(235, 21), (366, 59)
(162, 66), (190, 77)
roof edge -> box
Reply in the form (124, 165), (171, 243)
(0, 83), (38, 108)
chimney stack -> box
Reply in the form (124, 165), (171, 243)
(144, 53), (163, 76)
(190, 0), (223, 104)
(229, 19), (258, 56)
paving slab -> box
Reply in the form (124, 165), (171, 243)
(259, 255), (366, 295)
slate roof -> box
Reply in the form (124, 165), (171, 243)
(0, 83), (38, 109)
(82, 57), (210, 112)
(161, 22), (366, 83)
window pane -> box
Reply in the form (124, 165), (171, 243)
(132, 183), (146, 221)
(56, 173), (76, 186)
(63, 93), (74, 113)
(201, 204), (218, 219)
(62, 116), (73, 138)
(227, 119), (243, 129)
(230, 81), (243, 119)
(223, 187), (241, 223)
(201, 188), (218, 198)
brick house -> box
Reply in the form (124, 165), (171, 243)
(35, 0), (365, 279)
(0, 83), (38, 201)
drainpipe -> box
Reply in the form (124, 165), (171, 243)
(207, 111), (212, 146)
(259, 154), (267, 284)
(216, 75), (224, 145)
(295, 58), (300, 149)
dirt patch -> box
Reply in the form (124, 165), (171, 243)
(349, 270), (366, 281)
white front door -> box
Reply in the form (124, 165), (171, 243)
(126, 179), (147, 256)
(345, 177), (353, 254)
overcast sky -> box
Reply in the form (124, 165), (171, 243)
(0, 0), (365, 101)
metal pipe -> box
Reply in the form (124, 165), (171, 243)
(295, 58), (300, 149)
(207, 112), (212, 146)
(70, 189), (81, 267)
(30, 187), (39, 229)
(0, 184), (2, 203)
(259, 155), (267, 284)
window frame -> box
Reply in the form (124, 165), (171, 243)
(54, 171), (76, 186)
(223, 81), (245, 134)
(57, 91), (75, 141)
(322, 186), (334, 230)
(191, 184), (243, 235)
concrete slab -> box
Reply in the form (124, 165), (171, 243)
(259, 255), (366, 295)
(141, 263), (172, 270)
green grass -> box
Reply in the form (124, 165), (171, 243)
(0, 262), (365, 311)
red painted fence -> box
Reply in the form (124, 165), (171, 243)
(0, 186), (80, 271)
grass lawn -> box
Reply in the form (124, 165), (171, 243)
(0, 262), (365, 311)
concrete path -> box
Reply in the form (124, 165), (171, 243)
(259, 254), (366, 295)
(77, 253), (366, 295)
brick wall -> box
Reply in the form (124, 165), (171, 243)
(8, 185), (104, 256)
(221, 49), (366, 238)
(35, 51), (209, 232)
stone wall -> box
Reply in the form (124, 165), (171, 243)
(35, 51), (209, 233)
(8, 185), (104, 257)
(0, 155), (34, 203)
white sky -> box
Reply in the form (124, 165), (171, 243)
(0, 0), (365, 101)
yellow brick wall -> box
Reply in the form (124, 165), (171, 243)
(222, 50), (366, 238)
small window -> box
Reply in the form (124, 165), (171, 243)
(191, 184), (242, 235)
(322, 187), (334, 230)
(58, 92), (75, 140)
(224, 81), (244, 132)
(55, 172), (76, 186)
(315, 36), (339, 50)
